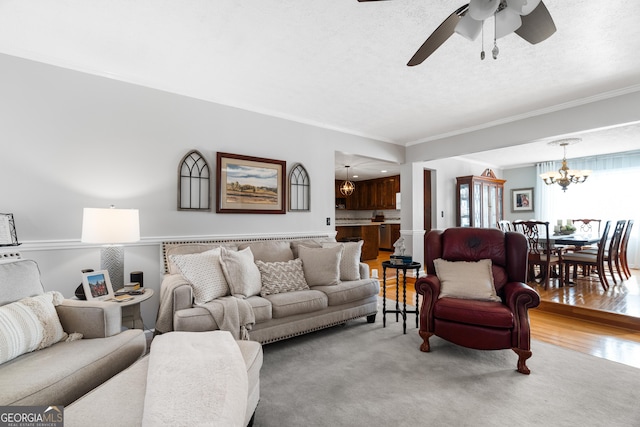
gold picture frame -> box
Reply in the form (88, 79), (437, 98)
(216, 152), (286, 214)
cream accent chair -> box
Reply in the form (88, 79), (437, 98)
(0, 258), (146, 406)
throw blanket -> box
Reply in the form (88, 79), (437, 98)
(202, 296), (255, 341)
(154, 275), (187, 334)
(142, 331), (248, 427)
(155, 275), (255, 340)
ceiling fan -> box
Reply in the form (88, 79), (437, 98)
(357, 0), (556, 65)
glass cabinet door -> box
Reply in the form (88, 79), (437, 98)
(473, 182), (481, 227)
(456, 174), (506, 229)
(459, 183), (470, 227)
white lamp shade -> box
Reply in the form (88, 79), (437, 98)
(455, 14), (483, 41)
(468, 0), (500, 21)
(81, 208), (140, 244)
(519, 0), (541, 15)
(505, 0), (528, 15)
(495, 7), (522, 39)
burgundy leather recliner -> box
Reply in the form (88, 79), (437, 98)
(415, 227), (540, 374)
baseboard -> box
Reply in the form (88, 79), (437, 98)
(537, 300), (640, 331)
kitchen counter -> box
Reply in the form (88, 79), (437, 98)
(335, 221), (400, 226)
(335, 225), (379, 260)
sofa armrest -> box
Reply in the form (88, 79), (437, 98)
(359, 262), (370, 279)
(56, 299), (122, 339)
(155, 274), (193, 334)
(414, 275), (441, 333)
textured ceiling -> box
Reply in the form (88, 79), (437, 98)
(1, 0), (639, 178)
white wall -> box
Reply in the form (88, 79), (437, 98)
(401, 158), (503, 268)
(0, 54), (404, 328)
(503, 166), (538, 222)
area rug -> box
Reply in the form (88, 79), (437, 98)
(254, 311), (640, 427)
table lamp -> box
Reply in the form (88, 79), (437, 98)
(81, 206), (140, 290)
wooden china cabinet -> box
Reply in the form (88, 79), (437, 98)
(456, 169), (506, 229)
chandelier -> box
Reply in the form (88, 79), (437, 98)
(455, 0), (545, 60)
(539, 138), (592, 192)
(339, 166), (355, 196)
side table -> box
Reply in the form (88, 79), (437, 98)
(382, 261), (421, 334)
(117, 289), (154, 330)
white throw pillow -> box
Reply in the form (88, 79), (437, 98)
(0, 291), (68, 364)
(298, 245), (342, 286)
(238, 241), (294, 262)
(322, 241), (362, 281)
(220, 247), (263, 298)
(169, 249), (230, 304)
(433, 258), (501, 302)
(256, 259), (309, 297)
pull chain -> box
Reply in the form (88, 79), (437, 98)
(492, 12), (499, 59)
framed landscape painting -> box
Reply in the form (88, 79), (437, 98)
(216, 152), (286, 214)
(511, 187), (534, 212)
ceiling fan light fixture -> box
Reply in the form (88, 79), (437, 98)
(468, 0), (500, 21)
(505, 0), (528, 15)
(495, 7), (522, 39)
(455, 13), (483, 41)
(519, 0), (542, 15)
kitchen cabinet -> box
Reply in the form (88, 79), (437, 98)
(335, 225), (379, 260)
(456, 170), (506, 229)
(335, 175), (399, 211)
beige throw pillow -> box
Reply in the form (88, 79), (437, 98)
(169, 249), (230, 304)
(433, 258), (501, 302)
(220, 247), (262, 298)
(256, 259), (309, 296)
(322, 241), (362, 281)
(238, 241), (294, 262)
(298, 245), (342, 286)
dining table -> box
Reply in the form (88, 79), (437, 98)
(550, 234), (600, 250)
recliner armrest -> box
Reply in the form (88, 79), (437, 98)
(501, 281), (540, 313)
(56, 299), (122, 339)
(415, 275), (441, 332)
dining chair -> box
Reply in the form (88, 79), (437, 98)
(607, 220), (628, 284)
(619, 220), (634, 280)
(497, 220), (513, 232)
(513, 220), (563, 290)
(571, 219), (602, 236)
(566, 219), (601, 253)
(562, 221), (611, 290)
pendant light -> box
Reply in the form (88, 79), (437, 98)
(340, 166), (355, 196)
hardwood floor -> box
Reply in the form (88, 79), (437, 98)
(367, 252), (640, 369)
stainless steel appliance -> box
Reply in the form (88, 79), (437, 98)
(379, 224), (392, 250)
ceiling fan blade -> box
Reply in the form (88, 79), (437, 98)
(515, 1), (556, 44)
(407, 4), (468, 67)
(357, 0), (390, 2)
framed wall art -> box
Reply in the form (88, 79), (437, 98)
(511, 188), (534, 212)
(216, 152), (286, 214)
(0, 213), (20, 246)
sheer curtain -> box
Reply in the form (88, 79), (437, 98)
(537, 151), (640, 268)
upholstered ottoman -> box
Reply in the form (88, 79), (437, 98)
(66, 331), (262, 427)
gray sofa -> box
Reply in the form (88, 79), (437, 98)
(155, 235), (380, 343)
(0, 258), (146, 406)
(66, 331), (262, 427)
